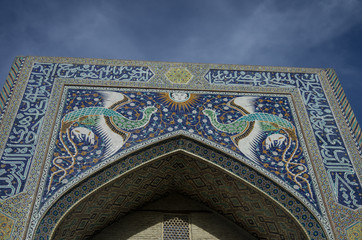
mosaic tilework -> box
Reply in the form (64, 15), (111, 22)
(165, 67), (193, 84)
(205, 69), (362, 210)
(0, 63), (153, 200)
(38, 87), (320, 216)
(55, 63), (154, 81)
(0, 56), (361, 240)
(0, 57), (25, 120)
(325, 69), (362, 150)
(0, 211), (15, 240)
(34, 146), (320, 239)
(346, 222), (361, 240)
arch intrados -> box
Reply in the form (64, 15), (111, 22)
(34, 136), (325, 239)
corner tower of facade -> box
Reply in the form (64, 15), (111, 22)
(0, 57), (361, 239)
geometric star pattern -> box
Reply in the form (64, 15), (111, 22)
(0, 212), (15, 240)
(346, 222), (362, 240)
(34, 137), (326, 240)
(51, 153), (308, 239)
(165, 67), (193, 84)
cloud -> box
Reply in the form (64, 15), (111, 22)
(2, 0), (361, 64)
(164, 0), (362, 65)
(0, 0), (361, 121)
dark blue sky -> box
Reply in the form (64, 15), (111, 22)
(1, 0), (361, 124)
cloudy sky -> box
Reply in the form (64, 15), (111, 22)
(0, 0), (361, 123)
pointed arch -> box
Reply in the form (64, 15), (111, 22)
(33, 136), (327, 240)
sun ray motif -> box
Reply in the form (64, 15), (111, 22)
(157, 92), (200, 112)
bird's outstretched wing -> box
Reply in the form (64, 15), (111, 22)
(99, 91), (130, 110)
(95, 116), (130, 159)
(228, 96), (258, 115)
(229, 96), (264, 163)
(231, 122), (265, 163)
(96, 91), (131, 159)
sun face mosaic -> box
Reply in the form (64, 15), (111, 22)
(39, 87), (319, 213)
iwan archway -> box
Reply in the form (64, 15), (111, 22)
(34, 137), (326, 239)
(1, 57), (361, 239)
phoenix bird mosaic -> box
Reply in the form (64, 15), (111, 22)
(42, 89), (316, 211)
(203, 97), (312, 198)
(47, 91), (157, 194)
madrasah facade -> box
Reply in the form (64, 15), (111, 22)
(0, 56), (361, 239)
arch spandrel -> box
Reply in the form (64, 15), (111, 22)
(35, 87), (323, 216)
(33, 137), (327, 240)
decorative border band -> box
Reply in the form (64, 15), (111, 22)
(0, 57), (25, 121)
(325, 68), (362, 152)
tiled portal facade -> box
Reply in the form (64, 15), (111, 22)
(0, 56), (361, 239)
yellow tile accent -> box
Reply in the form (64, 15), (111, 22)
(347, 222), (361, 240)
(165, 68), (193, 84)
(0, 212), (14, 239)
